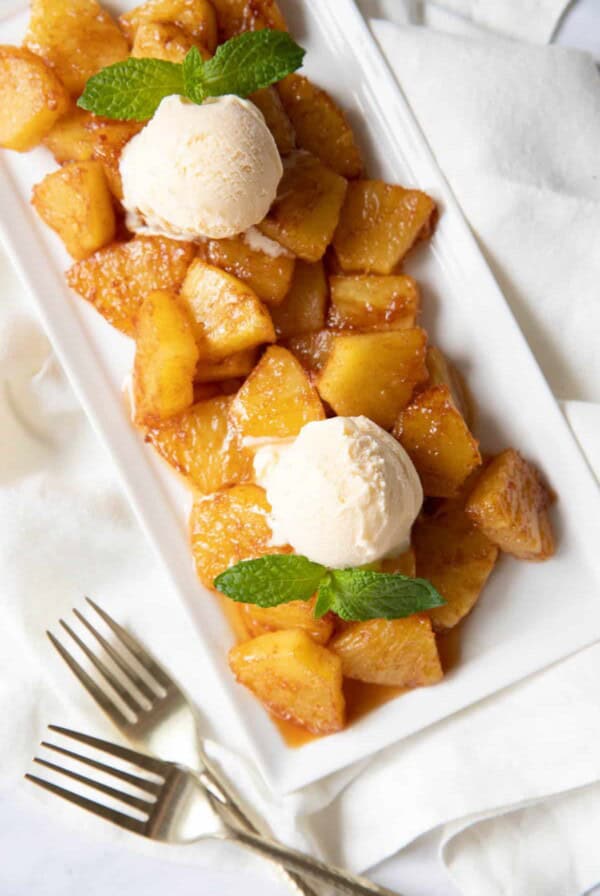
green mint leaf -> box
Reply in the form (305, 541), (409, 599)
(214, 555), (327, 607)
(318, 569), (445, 622)
(313, 575), (335, 618)
(182, 45), (206, 97)
(77, 57), (185, 121)
(185, 30), (305, 104)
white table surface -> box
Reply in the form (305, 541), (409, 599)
(2, 2), (599, 895)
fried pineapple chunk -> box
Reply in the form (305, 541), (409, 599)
(229, 345), (325, 440)
(201, 233), (295, 306)
(44, 109), (143, 200)
(146, 395), (252, 493)
(210, 0), (286, 41)
(465, 449), (555, 561)
(229, 630), (345, 735)
(0, 46), (70, 152)
(413, 498), (499, 631)
(394, 385), (482, 498)
(250, 87), (295, 155)
(25, 0), (129, 96)
(131, 22), (209, 62)
(66, 236), (195, 336)
(328, 274), (420, 332)
(120, 0), (218, 53)
(331, 617), (443, 687)
(258, 151), (348, 262)
(239, 597), (334, 645)
(195, 349), (257, 383)
(190, 484), (291, 588)
(32, 161), (116, 260)
(180, 260), (275, 361)
(271, 261), (328, 339)
(317, 329), (428, 430)
(379, 547), (416, 577)
(333, 180), (437, 274)
(283, 330), (335, 375)
(277, 74), (363, 179)
(425, 346), (472, 426)
(133, 290), (198, 426)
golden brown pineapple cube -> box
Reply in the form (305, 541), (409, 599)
(465, 449), (555, 561)
(146, 395), (252, 493)
(250, 87), (295, 155)
(239, 597), (334, 645)
(333, 180), (437, 274)
(379, 547), (416, 577)
(120, 0), (218, 52)
(190, 484), (291, 588)
(413, 499), (499, 631)
(25, 0), (129, 96)
(180, 260), (275, 361)
(331, 616), (443, 687)
(328, 274), (420, 332)
(271, 261), (328, 339)
(425, 346), (472, 427)
(258, 151), (348, 262)
(394, 385), (482, 498)
(131, 22), (210, 62)
(277, 74), (363, 179)
(283, 330), (335, 375)
(229, 345), (325, 440)
(0, 46), (70, 152)
(201, 233), (295, 306)
(210, 0), (287, 41)
(32, 161), (116, 261)
(229, 630), (345, 735)
(133, 289), (198, 426)
(66, 236), (195, 336)
(317, 329), (428, 430)
(195, 349), (257, 383)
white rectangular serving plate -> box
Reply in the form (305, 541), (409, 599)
(2, 0), (600, 795)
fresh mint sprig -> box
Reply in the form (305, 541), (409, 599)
(214, 555), (445, 623)
(77, 30), (305, 121)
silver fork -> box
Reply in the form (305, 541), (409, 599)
(26, 726), (400, 896)
(46, 597), (317, 896)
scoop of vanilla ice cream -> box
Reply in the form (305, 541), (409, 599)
(254, 416), (423, 569)
(119, 94), (282, 241)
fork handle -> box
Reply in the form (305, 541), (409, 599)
(228, 828), (402, 896)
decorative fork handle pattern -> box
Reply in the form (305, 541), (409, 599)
(229, 827), (402, 896)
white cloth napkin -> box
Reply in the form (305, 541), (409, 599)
(2, 2), (600, 895)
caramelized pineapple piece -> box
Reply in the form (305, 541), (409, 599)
(146, 395), (252, 493)
(66, 236), (195, 336)
(0, 46), (70, 152)
(133, 289), (198, 426)
(230, 345), (325, 440)
(250, 87), (295, 155)
(229, 630), (345, 735)
(202, 233), (295, 306)
(413, 499), (499, 631)
(210, 0), (286, 41)
(394, 385), (481, 498)
(283, 329), (335, 375)
(379, 547), (416, 577)
(425, 346), (472, 426)
(25, 0), (129, 96)
(277, 74), (363, 179)
(331, 616), (442, 687)
(333, 180), (437, 274)
(120, 0), (218, 52)
(239, 597), (334, 645)
(195, 349), (257, 383)
(465, 449), (555, 561)
(32, 161), (116, 260)
(271, 261), (328, 339)
(317, 329), (428, 430)
(258, 151), (348, 262)
(190, 484), (291, 588)
(131, 22), (210, 62)
(180, 260), (275, 361)
(328, 274), (420, 331)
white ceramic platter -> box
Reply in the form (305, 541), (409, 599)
(1, 0), (600, 794)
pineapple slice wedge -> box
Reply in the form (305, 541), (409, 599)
(271, 260), (328, 339)
(328, 274), (420, 331)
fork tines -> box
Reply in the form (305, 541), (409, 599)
(47, 598), (171, 726)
